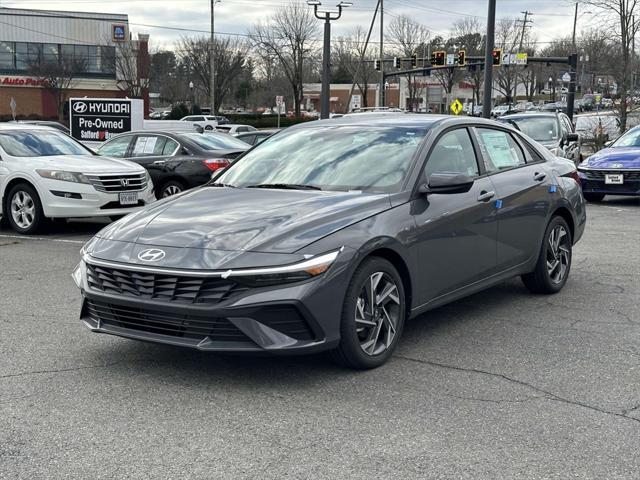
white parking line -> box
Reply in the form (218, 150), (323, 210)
(0, 234), (85, 245)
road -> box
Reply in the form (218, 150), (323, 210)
(1, 197), (639, 479)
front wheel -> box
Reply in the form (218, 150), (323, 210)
(159, 180), (186, 199)
(583, 192), (605, 202)
(6, 184), (46, 234)
(331, 257), (406, 369)
(521, 216), (573, 294)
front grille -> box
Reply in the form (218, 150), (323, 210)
(582, 181), (639, 192)
(86, 263), (250, 305)
(86, 173), (148, 193)
(86, 299), (250, 341)
(580, 169), (640, 181)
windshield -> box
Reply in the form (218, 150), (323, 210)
(179, 132), (249, 150)
(217, 125), (428, 193)
(611, 127), (640, 147)
(503, 117), (560, 142)
(0, 130), (91, 157)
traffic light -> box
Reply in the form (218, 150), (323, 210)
(457, 50), (466, 67)
(430, 52), (437, 66)
(434, 51), (446, 67)
(393, 57), (401, 69)
(374, 59), (381, 71)
(411, 54), (417, 67)
(492, 49), (502, 66)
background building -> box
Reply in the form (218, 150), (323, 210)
(0, 7), (149, 120)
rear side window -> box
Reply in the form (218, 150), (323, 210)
(475, 128), (526, 173)
(132, 136), (167, 157)
(162, 138), (179, 155)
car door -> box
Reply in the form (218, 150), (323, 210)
(472, 127), (553, 272)
(125, 135), (180, 187)
(413, 127), (498, 303)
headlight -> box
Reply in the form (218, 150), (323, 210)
(224, 249), (341, 287)
(37, 170), (90, 184)
(71, 260), (85, 289)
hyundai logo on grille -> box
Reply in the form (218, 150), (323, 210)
(611, 163), (624, 168)
(121, 178), (130, 187)
(73, 102), (88, 113)
(138, 249), (166, 262)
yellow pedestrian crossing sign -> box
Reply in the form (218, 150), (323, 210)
(450, 99), (463, 115)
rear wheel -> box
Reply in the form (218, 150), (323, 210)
(583, 192), (605, 202)
(522, 216), (573, 294)
(331, 257), (406, 369)
(6, 184), (46, 235)
(159, 180), (186, 199)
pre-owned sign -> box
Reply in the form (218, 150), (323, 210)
(69, 98), (143, 142)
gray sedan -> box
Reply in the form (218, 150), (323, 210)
(73, 115), (586, 369)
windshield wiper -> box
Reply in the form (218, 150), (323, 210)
(246, 183), (322, 191)
(208, 182), (236, 188)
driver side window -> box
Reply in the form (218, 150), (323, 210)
(425, 129), (480, 178)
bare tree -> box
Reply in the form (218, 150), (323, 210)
(29, 49), (86, 121)
(179, 36), (248, 111)
(386, 15), (430, 111)
(333, 26), (377, 108)
(580, 0), (639, 130)
(249, 3), (319, 116)
(450, 18), (485, 105)
(108, 39), (149, 99)
(494, 17), (521, 103)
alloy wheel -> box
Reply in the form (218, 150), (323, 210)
(162, 185), (182, 197)
(547, 225), (570, 284)
(10, 190), (36, 230)
(355, 272), (401, 356)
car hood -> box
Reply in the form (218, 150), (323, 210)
(583, 147), (640, 168)
(32, 154), (144, 173)
(96, 186), (391, 255)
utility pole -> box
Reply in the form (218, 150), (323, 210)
(482, 0), (496, 118)
(308, 1), (351, 119)
(346, 0), (379, 112)
(572, 2), (579, 49)
(210, 0), (219, 115)
(379, 0), (384, 108)
(518, 11), (533, 50)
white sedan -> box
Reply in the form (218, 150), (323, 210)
(179, 115), (219, 130)
(214, 124), (257, 136)
(0, 124), (156, 234)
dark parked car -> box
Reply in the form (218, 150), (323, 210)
(96, 131), (250, 198)
(498, 112), (580, 164)
(234, 129), (280, 146)
(74, 115), (586, 369)
(578, 124), (640, 201)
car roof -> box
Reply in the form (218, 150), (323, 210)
(287, 113), (503, 130)
(499, 112), (559, 120)
(0, 123), (62, 131)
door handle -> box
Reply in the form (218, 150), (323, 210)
(477, 190), (495, 202)
(534, 172), (546, 181)
(152, 160), (166, 165)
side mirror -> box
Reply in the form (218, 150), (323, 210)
(421, 173), (475, 195)
(566, 132), (579, 143)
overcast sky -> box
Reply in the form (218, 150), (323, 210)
(4, 0), (601, 50)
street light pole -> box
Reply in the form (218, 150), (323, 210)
(308, 1), (351, 119)
(379, 0), (384, 108)
(482, 0), (496, 118)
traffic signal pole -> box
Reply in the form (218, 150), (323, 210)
(482, 0), (496, 119)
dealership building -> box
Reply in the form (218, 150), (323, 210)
(0, 7), (149, 119)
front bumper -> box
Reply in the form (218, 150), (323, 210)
(578, 170), (640, 196)
(40, 179), (156, 218)
(73, 251), (354, 354)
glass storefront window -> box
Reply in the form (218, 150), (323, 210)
(0, 42), (14, 69)
(42, 44), (59, 66)
(15, 43), (28, 70)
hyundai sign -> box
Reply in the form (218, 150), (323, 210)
(69, 98), (143, 142)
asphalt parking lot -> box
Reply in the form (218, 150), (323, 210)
(1, 197), (639, 479)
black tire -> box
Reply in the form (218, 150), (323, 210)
(521, 216), (573, 294)
(5, 183), (46, 235)
(331, 257), (406, 369)
(158, 180), (186, 199)
(583, 192), (605, 202)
